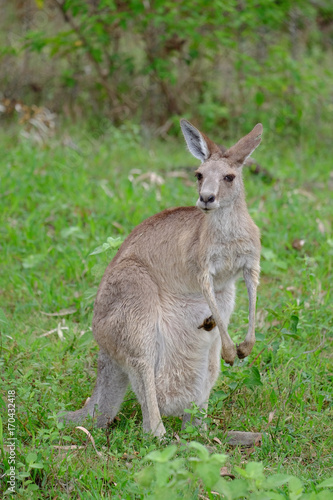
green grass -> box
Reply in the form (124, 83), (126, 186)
(0, 121), (332, 498)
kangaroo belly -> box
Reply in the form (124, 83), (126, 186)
(154, 295), (221, 416)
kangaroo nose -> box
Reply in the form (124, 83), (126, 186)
(200, 194), (216, 204)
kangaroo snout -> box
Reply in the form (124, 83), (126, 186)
(197, 192), (218, 211)
(200, 194), (216, 204)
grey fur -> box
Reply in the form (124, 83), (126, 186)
(59, 121), (262, 436)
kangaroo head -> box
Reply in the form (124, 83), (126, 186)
(180, 120), (263, 213)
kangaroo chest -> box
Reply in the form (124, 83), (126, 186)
(208, 241), (249, 288)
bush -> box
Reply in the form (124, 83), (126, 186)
(136, 442), (333, 499)
(1, 0), (333, 137)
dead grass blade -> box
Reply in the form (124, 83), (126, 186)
(41, 307), (77, 316)
(75, 426), (103, 458)
(38, 325), (69, 338)
(53, 445), (85, 451)
(220, 466), (236, 479)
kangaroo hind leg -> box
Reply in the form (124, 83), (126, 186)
(129, 360), (166, 438)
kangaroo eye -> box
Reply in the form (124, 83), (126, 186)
(195, 172), (203, 181)
(224, 174), (235, 183)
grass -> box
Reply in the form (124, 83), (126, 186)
(0, 120), (332, 498)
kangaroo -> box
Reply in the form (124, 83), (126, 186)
(60, 120), (262, 437)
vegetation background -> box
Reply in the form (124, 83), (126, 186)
(0, 0), (332, 498)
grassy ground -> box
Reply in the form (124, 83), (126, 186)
(0, 121), (332, 498)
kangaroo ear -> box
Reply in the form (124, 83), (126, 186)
(223, 123), (263, 168)
(180, 119), (218, 162)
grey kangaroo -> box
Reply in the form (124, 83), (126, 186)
(60, 120), (262, 436)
